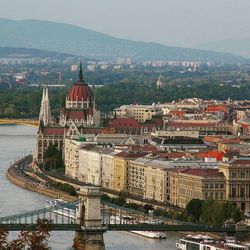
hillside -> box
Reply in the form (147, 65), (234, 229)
(0, 47), (72, 58)
(197, 38), (250, 58)
(0, 18), (247, 63)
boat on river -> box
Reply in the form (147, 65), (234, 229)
(109, 215), (166, 239)
(45, 199), (78, 220)
(176, 234), (250, 250)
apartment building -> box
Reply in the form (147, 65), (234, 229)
(113, 152), (147, 192)
(219, 158), (250, 213)
(79, 146), (114, 186)
(171, 168), (225, 208)
(64, 138), (94, 179)
(102, 150), (121, 189)
(128, 158), (152, 197)
(114, 104), (156, 122)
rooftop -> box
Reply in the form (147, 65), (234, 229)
(180, 168), (225, 178)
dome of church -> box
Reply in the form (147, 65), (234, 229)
(67, 64), (94, 103)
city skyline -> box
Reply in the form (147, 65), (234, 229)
(1, 0), (250, 48)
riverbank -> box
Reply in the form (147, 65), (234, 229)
(6, 155), (75, 202)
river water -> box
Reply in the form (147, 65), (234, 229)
(0, 125), (179, 250)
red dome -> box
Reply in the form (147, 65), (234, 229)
(67, 82), (93, 102)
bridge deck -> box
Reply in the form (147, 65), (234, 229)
(0, 200), (246, 233)
(0, 223), (241, 232)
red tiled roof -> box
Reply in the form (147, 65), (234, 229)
(61, 109), (93, 120)
(203, 135), (223, 143)
(158, 152), (188, 159)
(180, 168), (225, 178)
(232, 159), (250, 165)
(221, 138), (241, 144)
(110, 118), (141, 129)
(43, 127), (65, 135)
(205, 105), (228, 114)
(169, 110), (185, 117)
(195, 150), (224, 161)
(115, 151), (148, 159)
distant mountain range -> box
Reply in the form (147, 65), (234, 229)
(0, 47), (71, 58)
(197, 38), (250, 58)
(0, 18), (248, 63)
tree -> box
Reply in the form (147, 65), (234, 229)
(200, 198), (217, 226)
(0, 219), (52, 250)
(200, 199), (244, 227)
(186, 199), (203, 222)
(44, 144), (63, 171)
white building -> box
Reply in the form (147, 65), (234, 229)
(79, 146), (115, 186)
(64, 138), (95, 179)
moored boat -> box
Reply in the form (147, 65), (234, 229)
(176, 234), (250, 250)
(45, 199), (78, 220)
(109, 215), (166, 239)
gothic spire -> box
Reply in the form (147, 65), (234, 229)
(39, 85), (52, 126)
(78, 62), (83, 82)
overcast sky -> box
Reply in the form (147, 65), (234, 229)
(1, 0), (250, 48)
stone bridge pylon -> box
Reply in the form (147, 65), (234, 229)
(74, 186), (106, 250)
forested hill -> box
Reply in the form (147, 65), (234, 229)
(0, 47), (72, 58)
(0, 18), (248, 63)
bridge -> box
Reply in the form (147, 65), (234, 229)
(0, 118), (39, 128)
(0, 186), (248, 249)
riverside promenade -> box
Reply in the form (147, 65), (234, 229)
(6, 154), (75, 202)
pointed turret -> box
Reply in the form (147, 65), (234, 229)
(78, 62), (85, 84)
(39, 87), (45, 122)
(39, 85), (52, 126)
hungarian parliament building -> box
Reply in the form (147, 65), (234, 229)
(36, 64), (100, 163)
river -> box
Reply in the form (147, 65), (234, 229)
(0, 125), (179, 250)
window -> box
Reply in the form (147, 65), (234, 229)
(232, 188), (236, 198)
(232, 171), (237, 178)
(241, 187), (245, 198)
(210, 184), (214, 189)
(241, 172), (245, 179)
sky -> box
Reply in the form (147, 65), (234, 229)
(1, 0), (250, 48)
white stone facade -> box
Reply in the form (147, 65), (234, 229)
(64, 138), (88, 179)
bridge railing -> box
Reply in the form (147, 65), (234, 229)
(101, 201), (193, 226)
(0, 199), (80, 225)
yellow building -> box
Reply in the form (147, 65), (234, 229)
(219, 158), (250, 213)
(113, 152), (147, 192)
(128, 158), (151, 197)
(102, 151), (121, 189)
(171, 168), (225, 208)
(144, 160), (175, 203)
(114, 104), (156, 123)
